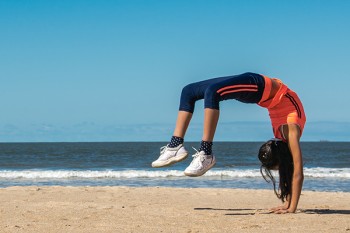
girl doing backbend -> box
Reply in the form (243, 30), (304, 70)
(152, 72), (306, 214)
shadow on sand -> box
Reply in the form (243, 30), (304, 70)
(302, 209), (350, 215)
(194, 207), (350, 215)
(194, 207), (264, 216)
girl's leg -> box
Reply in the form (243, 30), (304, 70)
(183, 109), (219, 176)
(152, 85), (200, 167)
(173, 111), (193, 138)
(169, 78), (221, 146)
(171, 108), (219, 153)
(202, 108), (220, 142)
(196, 108), (219, 156)
(184, 85), (224, 175)
(174, 76), (234, 141)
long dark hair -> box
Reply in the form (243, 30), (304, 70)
(258, 139), (294, 202)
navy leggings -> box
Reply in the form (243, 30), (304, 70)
(179, 72), (265, 113)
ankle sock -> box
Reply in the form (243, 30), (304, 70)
(168, 136), (184, 148)
(199, 140), (213, 155)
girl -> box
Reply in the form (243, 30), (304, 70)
(152, 72), (306, 214)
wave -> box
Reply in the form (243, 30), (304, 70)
(0, 167), (349, 179)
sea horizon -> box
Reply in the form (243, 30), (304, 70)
(1, 121), (350, 142)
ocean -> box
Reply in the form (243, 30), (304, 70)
(0, 142), (349, 192)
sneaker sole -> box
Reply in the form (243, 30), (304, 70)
(184, 158), (216, 177)
(151, 152), (189, 168)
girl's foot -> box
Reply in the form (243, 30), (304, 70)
(184, 149), (216, 177)
(152, 144), (188, 168)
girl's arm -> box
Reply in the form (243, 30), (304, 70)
(275, 124), (304, 214)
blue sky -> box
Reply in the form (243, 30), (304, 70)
(0, 0), (349, 142)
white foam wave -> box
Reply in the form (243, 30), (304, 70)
(0, 167), (349, 179)
(0, 170), (183, 179)
(304, 167), (350, 178)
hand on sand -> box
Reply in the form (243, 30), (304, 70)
(270, 205), (287, 211)
(269, 206), (295, 214)
(273, 209), (295, 214)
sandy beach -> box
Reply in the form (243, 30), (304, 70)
(1, 186), (349, 233)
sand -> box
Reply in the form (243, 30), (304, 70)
(1, 186), (349, 233)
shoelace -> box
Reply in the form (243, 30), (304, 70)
(190, 147), (206, 165)
(158, 145), (171, 160)
(160, 145), (168, 155)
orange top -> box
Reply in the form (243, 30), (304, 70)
(258, 75), (306, 140)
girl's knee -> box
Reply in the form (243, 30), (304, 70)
(179, 83), (197, 113)
(181, 83), (196, 97)
(204, 84), (220, 100)
(204, 85), (220, 109)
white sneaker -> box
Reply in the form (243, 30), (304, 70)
(184, 149), (216, 177)
(152, 144), (188, 168)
